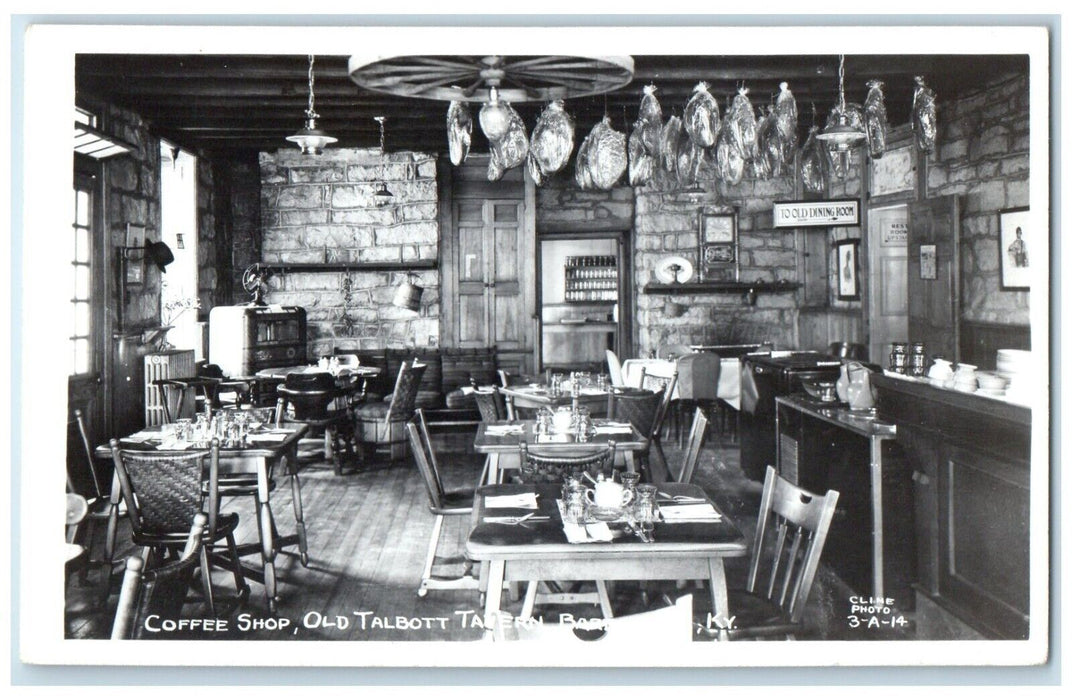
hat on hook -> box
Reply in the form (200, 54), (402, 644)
(144, 239), (175, 272)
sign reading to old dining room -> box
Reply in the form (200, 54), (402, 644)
(773, 199), (861, 228)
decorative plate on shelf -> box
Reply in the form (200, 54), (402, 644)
(654, 256), (694, 284)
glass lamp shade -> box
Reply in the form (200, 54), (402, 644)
(392, 279), (423, 313)
(479, 88), (511, 142)
(286, 118), (338, 156)
(816, 113), (865, 151)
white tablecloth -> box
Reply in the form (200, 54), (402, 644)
(620, 357), (741, 411)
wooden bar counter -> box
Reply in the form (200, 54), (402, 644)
(872, 373), (1032, 640)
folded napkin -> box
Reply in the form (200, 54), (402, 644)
(485, 493), (538, 510)
(563, 521), (614, 543)
(485, 424), (524, 435)
(578, 388), (606, 396)
(126, 431), (157, 441)
(659, 503), (722, 522)
(247, 433), (289, 443)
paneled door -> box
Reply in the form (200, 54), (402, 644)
(867, 204), (909, 365)
(453, 199), (527, 351)
(908, 195), (961, 363)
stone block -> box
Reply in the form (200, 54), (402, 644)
(1005, 179), (1028, 208)
(356, 245), (402, 263)
(939, 138), (969, 162)
(331, 184), (377, 209)
(416, 160), (437, 179)
(108, 159), (139, 192)
(1001, 154), (1029, 176)
(279, 210), (330, 226)
(969, 125), (1010, 159)
(752, 250), (797, 268)
(120, 195), (148, 223)
(332, 207), (398, 226)
(400, 202), (438, 222)
(277, 185), (324, 209)
(290, 165), (347, 184)
(975, 238), (999, 272)
(967, 180), (1007, 214)
(376, 221), (438, 246)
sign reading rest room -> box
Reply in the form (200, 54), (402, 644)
(773, 199), (860, 228)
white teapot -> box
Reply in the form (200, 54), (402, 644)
(928, 358), (954, 388)
(586, 475), (634, 510)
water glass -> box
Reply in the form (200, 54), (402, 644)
(634, 484), (658, 528)
(563, 488), (588, 524)
(175, 418), (192, 441)
(620, 472), (641, 505)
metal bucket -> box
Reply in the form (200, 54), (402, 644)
(392, 279), (423, 312)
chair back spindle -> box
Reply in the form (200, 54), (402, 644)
(517, 441), (617, 484)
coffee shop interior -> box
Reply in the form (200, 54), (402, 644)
(45, 39), (1046, 652)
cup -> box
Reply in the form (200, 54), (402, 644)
(563, 487), (588, 524)
(620, 472), (641, 505)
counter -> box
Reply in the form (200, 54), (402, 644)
(872, 374), (1031, 639)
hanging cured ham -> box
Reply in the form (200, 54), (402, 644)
(486, 103), (528, 181)
(799, 126), (826, 195)
(659, 115), (684, 185)
(715, 123), (744, 186)
(629, 85), (663, 187)
(725, 87), (758, 162)
(446, 101), (472, 166)
(529, 100), (575, 177)
(585, 116), (628, 190)
(772, 82), (798, 168)
(864, 80), (889, 158)
(912, 76), (937, 154)
(755, 106), (784, 178)
(574, 124), (594, 190)
(684, 82), (720, 149)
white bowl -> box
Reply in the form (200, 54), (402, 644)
(976, 371), (1010, 391)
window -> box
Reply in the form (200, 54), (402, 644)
(70, 174), (94, 375)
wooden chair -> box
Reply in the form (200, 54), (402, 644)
(605, 349), (625, 387)
(404, 410), (481, 597)
(671, 408), (709, 485)
(515, 441), (617, 619)
(354, 360), (427, 461)
(65, 493), (90, 580)
(111, 514), (207, 640)
(108, 439), (249, 616)
(471, 385), (507, 423)
(276, 372), (358, 475)
(716, 465), (839, 641)
(647, 371), (679, 481)
(68, 408), (125, 591)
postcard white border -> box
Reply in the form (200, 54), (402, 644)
(15, 18), (1052, 673)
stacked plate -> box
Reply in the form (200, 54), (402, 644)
(995, 349), (1033, 404)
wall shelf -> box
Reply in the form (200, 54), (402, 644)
(643, 281), (800, 295)
(255, 261), (437, 274)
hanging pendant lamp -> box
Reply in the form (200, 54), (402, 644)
(816, 55), (866, 154)
(287, 55), (337, 156)
(373, 116), (394, 207)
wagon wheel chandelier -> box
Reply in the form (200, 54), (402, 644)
(349, 54), (634, 142)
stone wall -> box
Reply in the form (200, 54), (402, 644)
(632, 176), (801, 357)
(211, 156), (262, 305)
(102, 102), (162, 331)
(926, 73), (1030, 324)
(258, 148), (439, 357)
(535, 174), (634, 229)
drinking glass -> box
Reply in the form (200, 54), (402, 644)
(620, 472), (641, 506)
(175, 418), (192, 441)
(634, 484), (658, 533)
(563, 488), (588, 524)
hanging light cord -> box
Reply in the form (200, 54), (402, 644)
(837, 55), (847, 112)
(305, 54), (319, 120)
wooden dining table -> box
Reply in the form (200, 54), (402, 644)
(95, 422), (309, 612)
(466, 482), (748, 641)
(254, 364), (382, 381)
(474, 420), (649, 485)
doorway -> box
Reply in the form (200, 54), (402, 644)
(867, 204), (909, 366)
(159, 142), (200, 358)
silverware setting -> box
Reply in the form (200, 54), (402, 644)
(656, 491), (706, 503)
(484, 514), (549, 525)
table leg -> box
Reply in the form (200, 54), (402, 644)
(255, 463), (279, 613)
(286, 454), (309, 567)
(624, 451), (637, 474)
(707, 558), (730, 642)
(488, 454), (501, 486)
(482, 560), (505, 641)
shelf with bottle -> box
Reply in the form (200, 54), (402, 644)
(564, 255), (618, 304)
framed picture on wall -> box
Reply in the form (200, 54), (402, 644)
(697, 208), (738, 282)
(999, 207), (1030, 290)
(835, 239), (860, 301)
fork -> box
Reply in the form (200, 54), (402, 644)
(484, 514), (549, 525)
(656, 491), (706, 503)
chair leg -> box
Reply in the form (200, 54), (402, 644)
(225, 534), (250, 602)
(521, 581), (539, 618)
(199, 546), (216, 617)
(595, 580), (614, 618)
(418, 514), (444, 597)
(289, 468), (309, 566)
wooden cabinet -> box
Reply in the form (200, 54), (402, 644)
(440, 156), (536, 374)
(873, 375), (1031, 639)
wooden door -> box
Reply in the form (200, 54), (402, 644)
(868, 204), (909, 365)
(455, 199), (489, 347)
(487, 199), (525, 350)
(908, 195), (960, 363)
